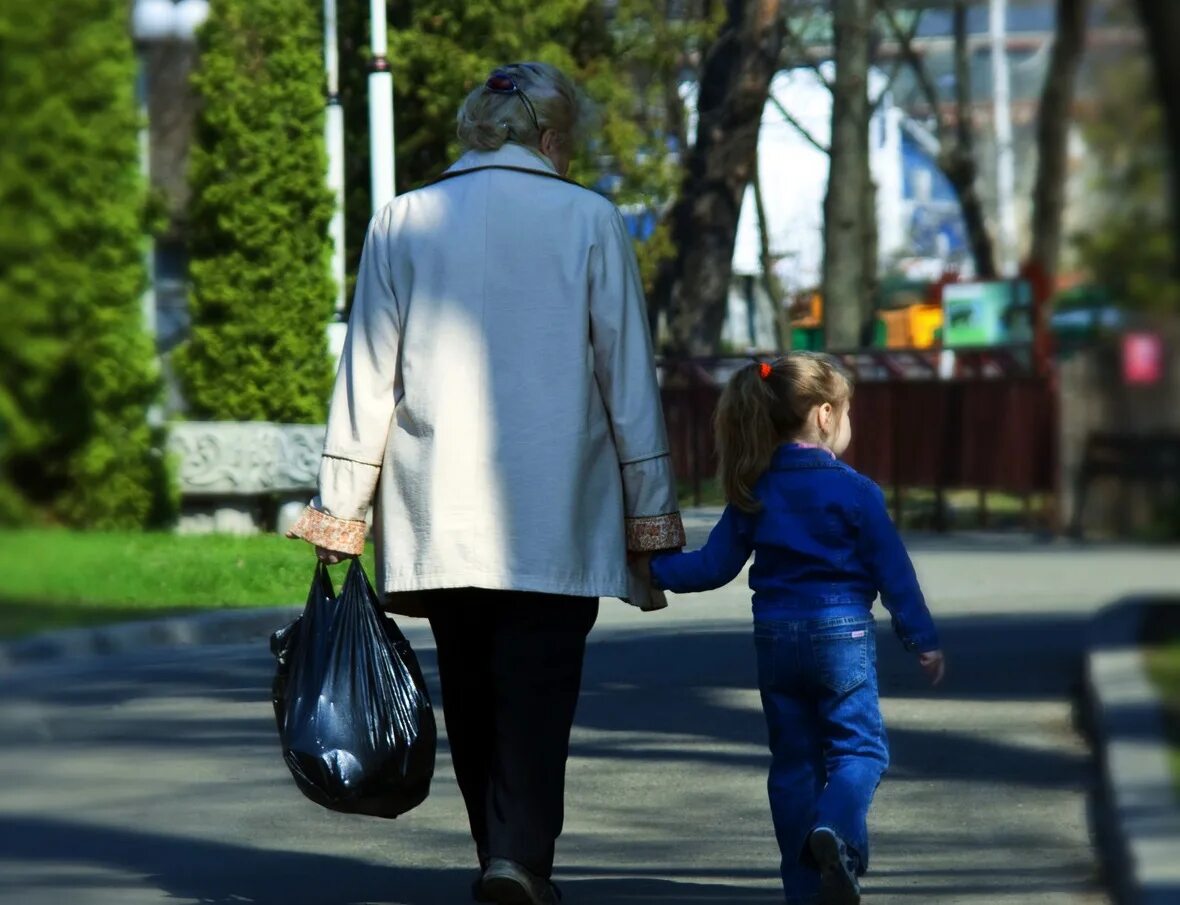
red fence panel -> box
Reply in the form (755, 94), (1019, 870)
(661, 362), (1057, 505)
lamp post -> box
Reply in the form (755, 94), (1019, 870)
(369, 0), (396, 213)
(324, 0), (349, 360)
(131, 0), (209, 337)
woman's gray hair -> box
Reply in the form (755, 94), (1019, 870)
(457, 62), (582, 152)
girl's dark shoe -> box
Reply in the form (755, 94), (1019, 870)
(479, 858), (562, 905)
(809, 826), (861, 905)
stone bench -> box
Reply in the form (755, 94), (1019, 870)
(168, 422), (326, 535)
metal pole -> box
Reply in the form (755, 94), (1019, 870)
(324, 0), (346, 318)
(990, 0), (1019, 276)
(136, 50), (157, 338)
(369, 0), (396, 212)
(324, 0), (349, 363)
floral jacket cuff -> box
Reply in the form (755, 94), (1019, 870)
(286, 505), (367, 556)
(626, 512), (686, 553)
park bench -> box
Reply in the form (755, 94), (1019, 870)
(1071, 432), (1180, 538)
(168, 422), (326, 535)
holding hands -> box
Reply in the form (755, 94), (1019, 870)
(626, 552), (668, 612)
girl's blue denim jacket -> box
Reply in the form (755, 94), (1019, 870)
(651, 444), (940, 653)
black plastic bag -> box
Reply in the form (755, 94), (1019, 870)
(271, 559), (436, 818)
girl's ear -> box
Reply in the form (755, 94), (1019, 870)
(816, 402), (834, 436)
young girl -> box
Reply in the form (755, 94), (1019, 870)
(649, 352), (944, 905)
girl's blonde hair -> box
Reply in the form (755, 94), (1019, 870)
(457, 62), (581, 152)
(715, 352), (854, 513)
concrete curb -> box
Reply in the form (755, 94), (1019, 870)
(0, 606), (302, 673)
(1085, 599), (1180, 905)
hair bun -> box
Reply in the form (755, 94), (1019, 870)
(486, 74), (516, 92)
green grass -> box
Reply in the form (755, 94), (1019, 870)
(0, 530), (376, 638)
(1143, 607), (1180, 794)
(0, 484), (1046, 640)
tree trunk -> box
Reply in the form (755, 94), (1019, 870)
(945, 153), (996, 279)
(861, 114), (879, 345)
(862, 15), (882, 344)
(822, 0), (872, 349)
(752, 148), (791, 350)
(1030, 0), (1089, 282)
(657, 0), (785, 355)
(943, 0), (997, 279)
(1134, 0), (1180, 278)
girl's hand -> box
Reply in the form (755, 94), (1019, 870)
(316, 546), (356, 566)
(918, 649), (946, 686)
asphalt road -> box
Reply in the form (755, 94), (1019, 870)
(3, 526), (1178, 905)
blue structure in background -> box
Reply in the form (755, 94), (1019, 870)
(917, 6), (1053, 37)
(900, 130), (968, 260)
(622, 208), (660, 242)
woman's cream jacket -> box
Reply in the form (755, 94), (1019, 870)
(289, 144), (685, 615)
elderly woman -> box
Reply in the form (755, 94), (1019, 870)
(288, 62), (684, 905)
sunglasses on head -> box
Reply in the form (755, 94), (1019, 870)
(485, 66), (542, 136)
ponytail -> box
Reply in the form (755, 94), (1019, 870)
(715, 364), (791, 513)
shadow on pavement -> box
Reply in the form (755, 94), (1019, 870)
(1, 611), (1097, 788)
(0, 606), (1111, 902)
(0, 815), (774, 904)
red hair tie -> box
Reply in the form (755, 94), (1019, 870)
(759, 362), (772, 380)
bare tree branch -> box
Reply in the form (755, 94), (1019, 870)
(782, 16), (833, 90)
(880, 4), (944, 139)
(869, 54), (904, 112)
(871, 7), (923, 112)
(769, 94), (830, 154)
(751, 148), (793, 350)
(952, 0), (971, 150)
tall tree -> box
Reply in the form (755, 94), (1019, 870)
(0, 0), (170, 528)
(776, 6), (909, 348)
(180, 0), (336, 422)
(657, 0), (786, 355)
(1030, 0), (1090, 282)
(884, 0), (996, 280)
(1134, 0), (1180, 278)
(822, 0), (873, 348)
(752, 146), (792, 348)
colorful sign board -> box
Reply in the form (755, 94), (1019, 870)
(1122, 332), (1165, 386)
(941, 280), (1033, 348)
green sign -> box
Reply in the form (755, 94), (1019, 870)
(942, 281), (1033, 347)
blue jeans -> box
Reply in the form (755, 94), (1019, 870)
(754, 614), (889, 905)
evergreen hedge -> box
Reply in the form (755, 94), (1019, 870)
(179, 0), (336, 423)
(0, 0), (171, 529)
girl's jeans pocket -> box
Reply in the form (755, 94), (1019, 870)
(810, 624), (872, 694)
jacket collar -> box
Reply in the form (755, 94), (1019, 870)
(445, 143), (558, 178)
(769, 444), (841, 471)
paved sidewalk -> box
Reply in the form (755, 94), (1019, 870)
(2, 535), (1180, 904)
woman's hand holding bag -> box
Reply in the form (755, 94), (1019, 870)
(271, 560), (437, 818)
